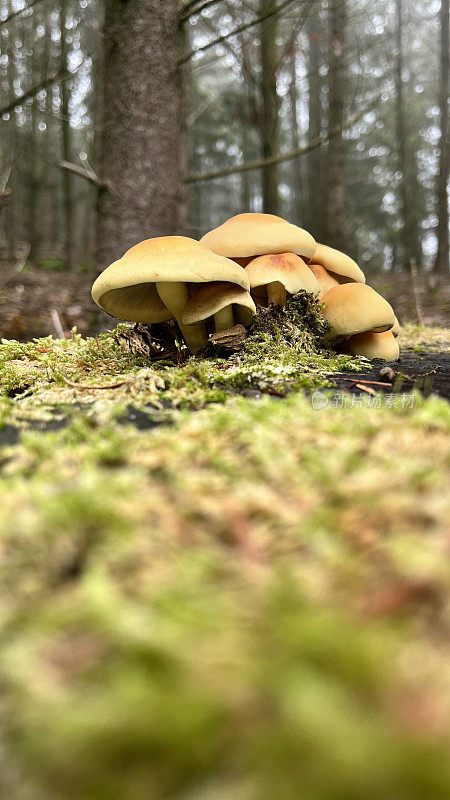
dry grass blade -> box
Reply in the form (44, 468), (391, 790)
(61, 376), (132, 390)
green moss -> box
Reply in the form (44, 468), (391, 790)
(0, 295), (365, 412)
(0, 392), (450, 798)
(1, 312), (450, 799)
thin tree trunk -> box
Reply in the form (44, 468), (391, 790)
(394, 0), (421, 270)
(96, 0), (182, 270)
(2, 0), (16, 257)
(260, 0), (279, 215)
(308, 17), (325, 241)
(60, 0), (75, 268)
(289, 41), (303, 225)
(326, 0), (346, 251)
(434, 0), (449, 272)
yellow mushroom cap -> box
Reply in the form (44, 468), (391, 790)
(321, 283), (395, 340)
(308, 264), (340, 298)
(200, 213), (316, 260)
(390, 315), (401, 337)
(92, 236), (249, 323)
(312, 243), (365, 283)
(346, 330), (400, 361)
(182, 282), (256, 325)
(245, 253), (320, 295)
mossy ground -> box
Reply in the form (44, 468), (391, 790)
(0, 316), (449, 800)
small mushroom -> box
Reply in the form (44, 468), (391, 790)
(91, 236), (249, 353)
(345, 331), (400, 361)
(245, 252), (320, 306)
(308, 264), (341, 298)
(321, 283), (395, 342)
(201, 213), (316, 263)
(182, 282), (256, 332)
(311, 243), (365, 283)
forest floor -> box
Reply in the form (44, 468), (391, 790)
(1, 291), (450, 797)
(0, 258), (449, 340)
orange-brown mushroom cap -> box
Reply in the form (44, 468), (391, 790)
(246, 253), (320, 295)
(312, 243), (365, 283)
(308, 264), (340, 298)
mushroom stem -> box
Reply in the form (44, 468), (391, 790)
(213, 305), (234, 332)
(156, 281), (207, 353)
(267, 281), (287, 306)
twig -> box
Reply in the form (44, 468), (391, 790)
(179, 0), (222, 23)
(409, 258), (424, 325)
(0, 0), (48, 27)
(339, 378), (392, 387)
(51, 309), (66, 340)
(184, 93), (383, 182)
(0, 70), (70, 116)
(179, 0), (297, 65)
(59, 160), (105, 188)
(353, 383), (377, 396)
(61, 376), (131, 390)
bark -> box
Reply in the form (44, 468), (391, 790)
(434, 0), (449, 272)
(326, 0), (347, 251)
(394, 0), (422, 269)
(96, 0), (182, 270)
(307, 17), (326, 241)
(260, 0), (279, 215)
(60, 0), (75, 269)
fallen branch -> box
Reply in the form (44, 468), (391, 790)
(59, 160), (105, 188)
(184, 93), (383, 182)
(61, 376), (131, 390)
(179, 0), (297, 65)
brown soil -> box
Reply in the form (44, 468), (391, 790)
(326, 350), (450, 400)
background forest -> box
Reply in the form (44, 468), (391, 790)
(0, 0), (448, 289)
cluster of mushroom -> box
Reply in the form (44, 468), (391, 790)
(92, 213), (400, 360)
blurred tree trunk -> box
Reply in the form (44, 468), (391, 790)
(326, 0), (347, 251)
(96, 0), (182, 270)
(260, 0), (279, 215)
(307, 18), (325, 241)
(2, 0), (17, 257)
(394, 0), (421, 270)
(28, 92), (39, 263)
(289, 41), (304, 225)
(434, 0), (449, 272)
(60, 0), (75, 269)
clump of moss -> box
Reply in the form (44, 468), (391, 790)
(247, 290), (330, 351)
(209, 293), (360, 395)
